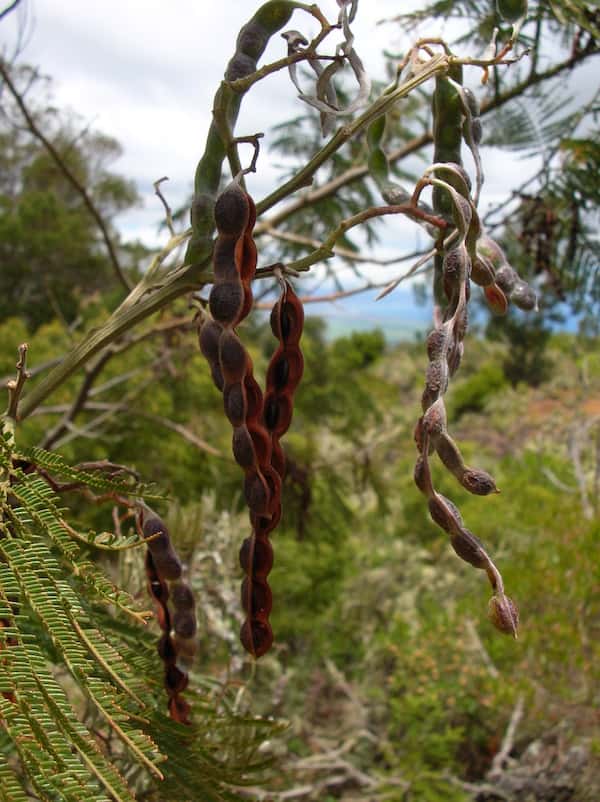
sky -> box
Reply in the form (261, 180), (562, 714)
(0, 1), (597, 339)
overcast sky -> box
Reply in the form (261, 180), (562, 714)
(1, 1), (597, 335)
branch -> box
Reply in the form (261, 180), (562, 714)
(0, 59), (132, 292)
(487, 693), (525, 779)
(0, 0), (21, 22)
(255, 46), (599, 231)
(4, 343), (29, 421)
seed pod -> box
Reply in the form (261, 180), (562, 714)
(232, 425), (256, 469)
(477, 236), (506, 268)
(426, 328), (448, 361)
(450, 528), (488, 569)
(171, 583), (195, 611)
(241, 576), (273, 618)
(239, 535), (274, 579)
(173, 609), (197, 639)
(209, 281), (245, 326)
(198, 319), (223, 364)
(219, 329), (248, 383)
(223, 382), (247, 427)
(488, 593), (519, 637)
(428, 493), (463, 535)
(510, 280), (537, 311)
(494, 264), (518, 294)
(484, 283), (508, 316)
(461, 468), (498, 496)
(471, 255), (495, 287)
(240, 618), (273, 659)
(435, 433), (465, 479)
(213, 236), (240, 283)
(421, 397), (447, 442)
(214, 183), (250, 238)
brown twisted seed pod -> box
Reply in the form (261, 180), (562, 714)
(240, 619), (273, 658)
(450, 528), (488, 568)
(421, 398), (447, 441)
(244, 470), (270, 515)
(171, 583), (194, 610)
(165, 664), (189, 694)
(232, 425), (256, 469)
(199, 319), (223, 364)
(414, 456), (430, 495)
(157, 633), (176, 662)
(428, 493), (463, 534)
(239, 534), (274, 579)
(461, 469), (498, 496)
(488, 594), (519, 637)
(173, 609), (197, 639)
(471, 255), (495, 287)
(435, 432), (463, 477)
(510, 280), (537, 311)
(426, 328), (448, 361)
(219, 329), (248, 383)
(241, 576), (273, 618)
(213, 237), (242, 282)
(152, 550), (183, 582)
(223, 382), (248, 427)
(446, 340), (464, 376)
(423, 360), (449, 408)
(214, 182), (250, 237)
(209, 281), (245, 325)
(494, 264), (518, 294)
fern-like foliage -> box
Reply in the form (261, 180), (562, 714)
(0, 425), (282, 801)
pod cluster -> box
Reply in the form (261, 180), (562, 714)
(415, 68), (530, 637)
(199, 181), (304, 658)
(141, 509), (197, 724)
(239, 282), (304, 658)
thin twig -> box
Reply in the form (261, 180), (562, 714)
(5, 343), (29, 421)
(488, 693), (525, 778)
(153, 176), (175, 237)
(0, 59), (132, 292)
(0, 0), (21, 22)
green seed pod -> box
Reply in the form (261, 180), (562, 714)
(497, 0), (528, 23)
(462, 88), (480, 119)
(488, 593), (519, 637)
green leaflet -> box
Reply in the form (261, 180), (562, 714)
(0, 434), (282, 799)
